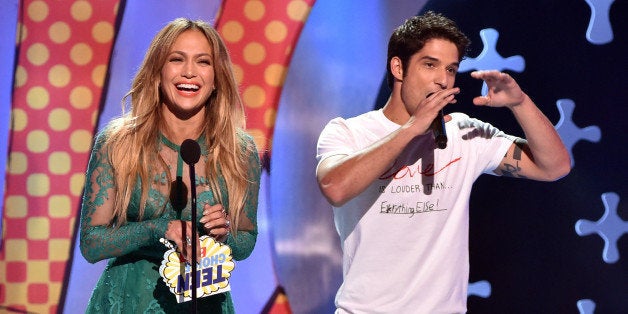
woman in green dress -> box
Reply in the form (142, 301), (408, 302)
(79, 18), (261, 313)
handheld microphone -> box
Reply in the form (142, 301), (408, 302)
(180, 139), (201, 310)
(432, 110), (447, 149)
(426, 92), (447, 149)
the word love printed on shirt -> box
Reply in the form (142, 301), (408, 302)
(380, 157), (462, 179)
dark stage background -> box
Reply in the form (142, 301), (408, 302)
(423, 1), (627, 312)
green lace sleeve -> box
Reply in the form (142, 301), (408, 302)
(79, 131), (170, 264)
(225, 133), (261, 261)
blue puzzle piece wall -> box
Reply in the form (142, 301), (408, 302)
(467, 280), (491, 298)
(578, 299), (596, 314)
(459, 28), (525, 95)
(576, 192), (627, 263)
(585, 0), (615, 44)
(554, 99), (602, 167)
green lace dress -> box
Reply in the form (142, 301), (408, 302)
(79, 130), (261, 314)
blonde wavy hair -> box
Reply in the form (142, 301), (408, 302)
(103, 18), (252, 234)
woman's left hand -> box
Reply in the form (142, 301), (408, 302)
(199, 203), (230, 242)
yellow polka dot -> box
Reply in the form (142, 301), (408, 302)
(275, 293), (289, 303)
(27, 130), (50, 153)
(71, 1), (93, 22)
(70, 173), (86, 196)
(14, 65), (27, 88)
(28, 1), (49, 22)
(27, 43), (50, 66)
(243, 42), (266, 65)
(5, 240), (28, 261)
(49, 21), (71, 44)
(264, 63), (287, 87)
(71, 43), (93, 65)
(221, 21), (245, 43)
(69, 86), (93, 109)
(92, 21), (114, 43)
(49, 152), (71, 175)
(5, 196), (28, 218)
(49, 108), (71, 131)
(32, 302), (51, 314)
(27, 173), (50, 197)
(244, 0), (265, 21)
(28, 260), (50, 280)
(246, 128), (267, 152)
(27, 217), (50, 240)
(8, 152), (27, 175)
(264, 107), (277, 128)
(49, 195), (71, 218)
(11, 108), (28, 131)
(48, 65), (71, 87)
(70, 129), (93, 153)
(92, 64), (107, 87)
(26, 86), (49, 109)
(49, 239), (71, 261)
(232, 64), (244, 84)
(287, 0), (311, 22)
(243, 85), (266, 108)
(265, 21), (288, 43)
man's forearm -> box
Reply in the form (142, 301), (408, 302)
(510, 94), (571, 180)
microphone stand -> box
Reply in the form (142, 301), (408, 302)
(181, 139), (201, 313)
(189, 158), (198, 312)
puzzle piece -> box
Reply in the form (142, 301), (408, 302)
(575, 192), (627, 263)
(577, 299), (596, 314)
(585, 0), (615, 44)
(459, 28), (525, 95)
(467, 280), (491, 298)
(554, 99), (601, 167)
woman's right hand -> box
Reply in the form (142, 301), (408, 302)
(165, 220), (199, 263)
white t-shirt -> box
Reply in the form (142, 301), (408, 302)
(316, 109), (516, 314)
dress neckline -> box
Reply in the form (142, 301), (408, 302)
(159, 133), (209, 157)
(159, 133), (208, 179)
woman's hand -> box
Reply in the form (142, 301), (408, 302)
(199, 203), (231, 242)
(165, 220), (199, 263)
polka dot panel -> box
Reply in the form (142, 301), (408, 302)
(1, 0), (120, 309)
(216, 0), (316, 154)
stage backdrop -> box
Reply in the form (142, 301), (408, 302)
(1, 0), (626, 313)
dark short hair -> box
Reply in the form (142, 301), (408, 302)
(386, 11), (471, 89)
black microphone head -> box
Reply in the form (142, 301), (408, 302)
(435, 135), (447, 149)
(180, 139), (201, 165)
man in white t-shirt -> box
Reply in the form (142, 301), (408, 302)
(315, 11), (570, 313)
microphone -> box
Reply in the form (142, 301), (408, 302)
(181, 139), (201, 165)
(180, 139), (201, 310)
(426, 92), (447, 149)
(432, 110), (447, 149)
